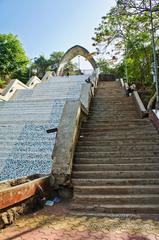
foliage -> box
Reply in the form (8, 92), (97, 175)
(0, 33), (29, 86)
(32, 55), (50, 79)
(31, 51), (79, 78)
(0, 78), (6, 88)
(49, 51), (64, 72)
(97, 58), (116, 74)
(92, 0), (159, 89)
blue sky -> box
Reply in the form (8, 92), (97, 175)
(0, 0), (115, 68)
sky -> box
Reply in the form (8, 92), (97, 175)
(0, 0), (116, 69)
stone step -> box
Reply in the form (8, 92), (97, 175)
(78, 135), (159, 141)
(89, 106), (137, 110)
(75, 151), (159, 158)
(71, 80), (159, 215)
(87, 116), (141, 121)
(74, 157), (159, 164)
(84, 119), (150, 124)
(88, 112), (140, 116)
(70, 203), (159, 214)
(81, 124), (153, 129)
(73, 194), (159, 204)
(72, 178), (159, 186)
(91, 100), (134, 104)
(77, 140), (159, 146)
(93, 96), (128, 99)
(80, 126), (157, 135)
(73, 163), (159, 172)
(72, 171), (159, 179)
(81, 123), (153, 129)
(75, 145), (159, 152)
(82, 121), (151, 127)
(91, 100), (133, 104)
(74, 185), (159, 195)
(79, 131), (158, 137)
(89, 110), (138, 114)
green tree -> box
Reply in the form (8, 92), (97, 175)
(0, 33), (29, 86)
(31, 51), (81, 79)
(97, 58), (116, 74)
(49, 51), (64, 72)
(92, 2), (159, 86)
(32, 55), (49, 78)
(49, 51), (79, 75)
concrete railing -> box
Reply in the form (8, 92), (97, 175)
(132, 91), (148, 118)
(26, 76), (41, 88)
(0, 76), (41, 102)
(51, 71), (99, 186)
(51, 100), (86, 185)
(42, 71), (53, 81)
(149, 110), (159, 131)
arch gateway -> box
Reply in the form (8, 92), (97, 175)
(57, 45), (97, 76)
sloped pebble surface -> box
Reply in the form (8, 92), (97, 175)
(0, 75), (89, 181)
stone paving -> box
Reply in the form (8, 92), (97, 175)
(1, 202), (159, 240)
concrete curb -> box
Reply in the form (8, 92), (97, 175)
(149, 110), (159, 131)
(132, 91), (148, 118)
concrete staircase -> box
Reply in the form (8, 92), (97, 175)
(71, 81), (159, 217)
(0, 75), (89, 181)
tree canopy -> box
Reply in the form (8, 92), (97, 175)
(0, 33), (29, 86)
(31, 51), (79, 78)
(93, 0), (159, 88)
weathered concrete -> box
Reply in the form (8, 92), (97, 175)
(72, 81), (159, 217)
(0, 77), (41, 101)
(149, 110), (159, 131)
(57, 45), (97, 76)
(52, 100), (87, 185)
(132, 91), (148, 118)
(0, 75), (95, 181)
(80, 84), (92, 113)
(0, 175), (49, 210)
(51, 73), (98, 185)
